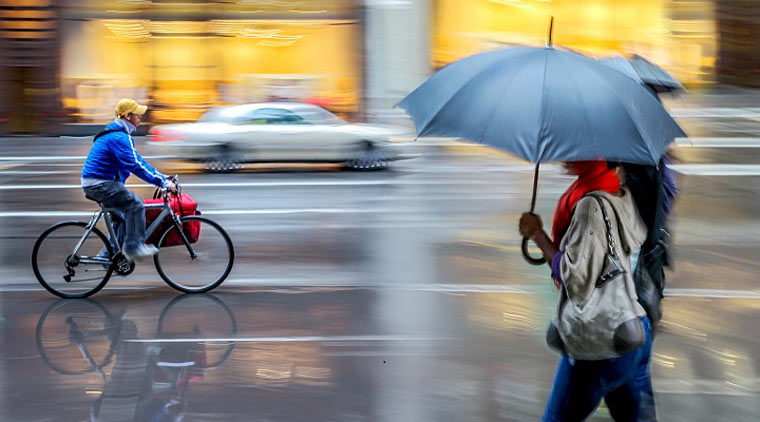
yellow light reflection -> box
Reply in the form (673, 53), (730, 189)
(435, 0), (716, 85)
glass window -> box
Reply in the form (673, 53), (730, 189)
(237, 108), (306, 125)
(198, 108), (227, 122)
(295, 106), (345, 125)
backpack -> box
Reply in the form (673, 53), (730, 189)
(622, 157), (676, 327)
(93, 128), (126, 142)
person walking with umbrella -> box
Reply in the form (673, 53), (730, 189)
(519, 161), (656, 421)
(398, 20), (684, 420)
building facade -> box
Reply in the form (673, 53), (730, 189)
(0, 0), (755, 134)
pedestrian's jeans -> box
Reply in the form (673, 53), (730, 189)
(542, 316), (656, 422)
(82, 181), (146, 254)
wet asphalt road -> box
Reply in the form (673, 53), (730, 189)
(2, 97), (760, 421)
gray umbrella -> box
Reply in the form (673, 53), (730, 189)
(599, 56), (644, 83)
(399, 46), (684, 165)
(398, 44), (685, 264)
(599, 56), (661, 99)
(629, 54), (685, 93)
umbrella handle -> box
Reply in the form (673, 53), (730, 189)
(522, 237), (547, 266)
(522, 163), (548, 266)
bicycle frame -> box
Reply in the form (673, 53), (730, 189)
(72, 192), (198, 267)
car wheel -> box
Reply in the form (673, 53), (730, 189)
(204, 145), (244, 173)
(204, 158), (243, 173)
(345, 141), (392, 171)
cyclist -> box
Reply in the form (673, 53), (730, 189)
(81, 98), (175, 261)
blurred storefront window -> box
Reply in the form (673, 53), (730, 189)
(433, 0), (717, 87)
(0, 0), (60, 134)
(57, 0), (361, 125)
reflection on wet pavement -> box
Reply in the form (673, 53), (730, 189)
(1, 284), (758, 421)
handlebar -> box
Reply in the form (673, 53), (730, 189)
(155, 175), (180, 200)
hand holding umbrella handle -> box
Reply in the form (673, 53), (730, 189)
(522, 163), (548, 266)
(522, 237), (547, 266)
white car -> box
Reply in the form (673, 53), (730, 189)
(149, 102), (415, 172)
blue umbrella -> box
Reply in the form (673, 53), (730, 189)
(398, 47), (684, 165)
(629, 54), (685, 94)
(600, 55), (684, 99)
(599, 56), (643, 84)
(398, 31), (685, 264)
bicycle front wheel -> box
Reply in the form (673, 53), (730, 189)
(32, 221), (113, 299)
(154, 216), (234, 293)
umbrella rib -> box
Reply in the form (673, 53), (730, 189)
(417, 49), (539, 137)
(557, 52), (595, 161)
(574, 57), (655, 162)
(481, 53), (544, 149)
(534, 49), (550, 162)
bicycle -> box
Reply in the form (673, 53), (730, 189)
(32, 177), (235, 298)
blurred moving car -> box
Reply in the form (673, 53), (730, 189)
(149, 102), (414, 172)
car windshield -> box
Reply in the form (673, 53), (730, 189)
(198, 108), (228, 122)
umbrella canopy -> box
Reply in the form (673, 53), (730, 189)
(599, 56), (661, 100)
(629, 54), (685, 93)
(599, 56), (643, 83)
(398, 46), (685, 166)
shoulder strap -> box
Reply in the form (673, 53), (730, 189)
(93, 128), (126, 143)
(586, 194), (619, 259)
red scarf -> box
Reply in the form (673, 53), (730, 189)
(551, 161), (620, 247)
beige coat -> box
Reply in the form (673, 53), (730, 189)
(558, 189), (648, 315)
(553, 189), (649, 359)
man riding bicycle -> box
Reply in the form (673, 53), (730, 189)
(81, 98), (175, 261)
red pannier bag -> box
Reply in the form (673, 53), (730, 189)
(144, 193), (201, 247)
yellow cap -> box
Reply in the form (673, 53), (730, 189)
(115, 98), (147, 117)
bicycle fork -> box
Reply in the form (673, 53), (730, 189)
(170, 214), (198, 260)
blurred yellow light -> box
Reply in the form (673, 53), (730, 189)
(291, 9), (328, 14)
(257, 39), (297, 47)
(0, 9), (56, 19)
(0, 0), (50, 6)
(148, 21), (208, 34)
(0, 20), (56, 30)
(241, 28), (281, 38)
(489, 0), (532, 9)
(269, 34), (303, 40)
(151, 35), (213, 39)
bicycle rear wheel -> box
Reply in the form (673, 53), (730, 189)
(32, 221), (113, 299)
(154, 216), (234, 293)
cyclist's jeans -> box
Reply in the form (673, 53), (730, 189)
(542, 316), (656, 422)
(83, 181), (145, 254)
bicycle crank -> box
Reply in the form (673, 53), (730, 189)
(113, 253), (135, 276)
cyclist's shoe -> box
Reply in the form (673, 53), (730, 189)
(123, 244), (158, 262)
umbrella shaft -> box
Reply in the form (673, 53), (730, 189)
(530, 162), (540, 213)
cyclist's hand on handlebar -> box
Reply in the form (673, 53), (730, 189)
(162, 178), (178, 195)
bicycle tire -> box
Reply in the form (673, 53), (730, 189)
(32, 221), (113, 299)
(153, 216), (234, 293)
(35, 299), (119, 375)
(156, 294), (237, 368)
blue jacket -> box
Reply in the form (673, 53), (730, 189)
(82, 120), (168, 187)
